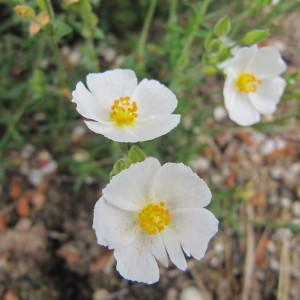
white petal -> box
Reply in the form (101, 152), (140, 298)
(103, 158), (161, 211)
(247, 46), (287, 78)
(84, 120), (139, 143)
(224, 86), (260, 126)
(86, 69), (138, 109)
(219, 46), (257, 74)
(72, 82), (108, 121)
(131, 79), (178, 117)
(162, 228), (187, 270)
(249, 77), (286, 114)
(93, 198), (137, 248)
(114, 234), (159, 284)
(150, 234), (169, 267)
(131, 114), (180, 142)
(151, 163), (211, 209)
(172, 208), (218, 260)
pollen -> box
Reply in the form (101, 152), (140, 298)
(138, 202), (171, 235)
(110, 96), (138, 127)
(235, 72), (262, 93)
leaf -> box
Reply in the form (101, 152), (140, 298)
(128, 145), (146, 163)
(214, 16), (231, 36)
(242, 29), (269, 45)
(54, 19), (72, 42)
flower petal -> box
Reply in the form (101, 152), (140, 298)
(114, 234), (159, 284)
(223, 80), (260, 126)
(249, 77), (286, 114)
(86, 69), (138, 109)
(132, 79), (178, 117)
(103, 158), (161, 211)
(247, 46), (287, 78)
(84, 120), (140, 143)
(131, 114), (180, 142)
(219, 45), (257, 74)
(151, 162), (211, 209)
(72, 82), (108, 121)
(172, 208), (218, 260)
(162, 228), (187, 270)
(150, 234), (169, 267)
(93, 198), (137, 248)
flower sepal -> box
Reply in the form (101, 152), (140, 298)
(110, 145), (146, 178)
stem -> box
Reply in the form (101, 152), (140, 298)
(44, 0), (66, 83)
(136, 0), (158, 62)
(171, 0), (212, 88)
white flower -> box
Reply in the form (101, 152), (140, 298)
(220, 45), (287, 126)
(93, 158), (218, 284)
(72, 69), (180, 142)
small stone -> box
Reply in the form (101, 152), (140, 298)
(280, 197), (291, 208)
(270, 166), (283, 179)
(292, 202), (300, 217)
(190, 157), (210, 172)
(180, 286), (204, 300)
(260, 139), (275, 156)
(93, 289), (109, 300)
(213, 106), (227, 122)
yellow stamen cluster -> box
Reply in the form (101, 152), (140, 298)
(110, 96), (138, 127)
(235, 72), (262, 93)
(138, 202), (171, 235)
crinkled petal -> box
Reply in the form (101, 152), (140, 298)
(84, 120), (140, 143)
(223, 79), (260, 126)
(114, 234), (159, 284)
(247, 46), (287, 78)
(219, 45), (257, 74)
(93, 198), (137, 248)
(249, 77), (286, 114)
(172, 208), (218, 260)
(162, 228), (187, 270)
(132, 79), (178, 117)
(72, 82), (108, 121)
(131, 115), (180, 142)
(103, 158), (161, 211)
(151, 162), (211, 210)
(86, 69), (138, 109)
(150, 234), (169, 267)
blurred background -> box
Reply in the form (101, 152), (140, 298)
(0, 0), (300, 299)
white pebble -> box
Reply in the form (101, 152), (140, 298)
(180, 287), (204, 300)
(213, 106), (227, 122)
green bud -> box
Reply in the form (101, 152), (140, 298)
(242, 29), (269, 45)
(207, 39), (223, 52)
(214, 16), (231, 36)
(128, 145), (146, 163)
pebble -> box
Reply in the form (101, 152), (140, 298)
(213, 106), (227, 122)
(180, 286), (204, 300)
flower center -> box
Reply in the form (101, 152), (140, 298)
(110, 96), (138, 127)
(235, 72), (262, 93)
(138, 202), (171, 235)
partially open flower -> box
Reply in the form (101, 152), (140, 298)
(93, 158), (218, 284)
(72, 69), (180, 142)
(220, 45), (287, 126)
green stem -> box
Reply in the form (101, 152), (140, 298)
(136, 0), (158, 62)
(171, 0), (212, 88)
